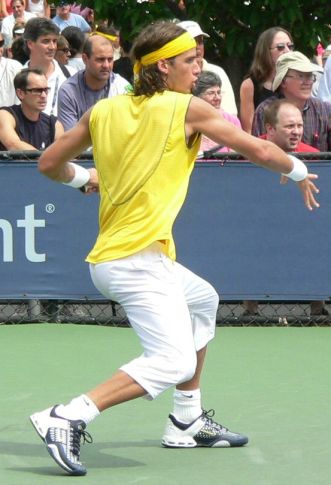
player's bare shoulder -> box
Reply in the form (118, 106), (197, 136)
(186, 95), (220, 134)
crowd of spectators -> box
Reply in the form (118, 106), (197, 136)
(0, 4), (330, 318)
(0, 1), (133, 119)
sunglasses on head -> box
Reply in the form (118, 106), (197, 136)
(270, 42), (295, 52)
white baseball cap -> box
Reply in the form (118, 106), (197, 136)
(177, 20), (210, 39)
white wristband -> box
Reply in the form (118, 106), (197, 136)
(63, 162), (90, 189)
(282, 155), (308, 182)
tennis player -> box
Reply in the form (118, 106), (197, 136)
(29, 21), (320, 476)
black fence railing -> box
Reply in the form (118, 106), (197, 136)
(1, 300), (330, 327)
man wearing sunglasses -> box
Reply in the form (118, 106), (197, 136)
(0, 67), (64, 150)
(0, 32), (23, 107)
(252, 51), (331, 151)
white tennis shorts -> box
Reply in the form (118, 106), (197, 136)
(89, 242), (219, 399)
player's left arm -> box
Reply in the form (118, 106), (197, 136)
(186, 97), (319, 211)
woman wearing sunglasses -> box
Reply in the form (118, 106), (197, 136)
(55, 34), (71, 65)
(240, 26), (294, 133)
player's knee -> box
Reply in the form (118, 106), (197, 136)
(207, 283), (219, 306)
(211, 289), (220, 313)
(175, 350), (197, 384)
(199, 283), (219, 316)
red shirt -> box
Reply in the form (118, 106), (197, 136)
(292, 141), (320, 153)
(259, 134), (320, 153)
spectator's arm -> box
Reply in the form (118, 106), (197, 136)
(0, 110), (36, 150)
(0, 0), (9, 16)
(44, 0), (51, 18)
(251, 103), (266, 137)
(54, 120), (64, 140)
(239, 78), (255, 133)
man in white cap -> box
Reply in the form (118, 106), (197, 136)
(178, 20), (238, 115)
(252, 51), (331, 151)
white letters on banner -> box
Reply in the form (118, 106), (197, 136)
(0, 204), (46, 262)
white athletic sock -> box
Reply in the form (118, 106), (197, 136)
(172, 389), (202, 424)
(56, 394), (100, 424)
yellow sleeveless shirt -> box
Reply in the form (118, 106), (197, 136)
(86, 91), (201, 263)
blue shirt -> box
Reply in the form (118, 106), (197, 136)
(51, 13), (91, 33)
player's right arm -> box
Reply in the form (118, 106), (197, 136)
(38, 108), (98, 189)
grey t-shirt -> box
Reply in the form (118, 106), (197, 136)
(57, 70), (131, 131)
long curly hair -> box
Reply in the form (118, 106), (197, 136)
(131, 20), (186, 96)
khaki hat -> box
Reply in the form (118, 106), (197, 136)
(177, 20), (210, 39)
(272, 51), (323, 91)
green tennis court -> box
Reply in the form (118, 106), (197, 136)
(1, 324), (330, 484)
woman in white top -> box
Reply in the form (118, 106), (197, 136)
(25, 0), (50, 17)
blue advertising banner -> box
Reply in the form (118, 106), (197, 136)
(175, 161), (331, 300)
(0, 160), (100, 299)
(1, 159), (331, 300)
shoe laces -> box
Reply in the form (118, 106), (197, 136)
(202, 409), (228, 433)
(70, 422), (93, 457)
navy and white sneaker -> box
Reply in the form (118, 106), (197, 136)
(162, 409), (248, 448)
(30, 405), (92, 476)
